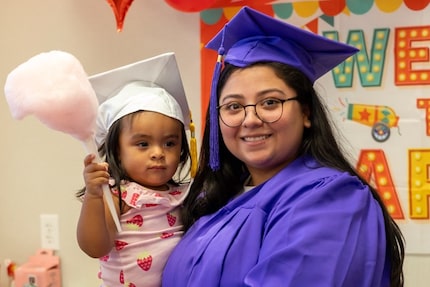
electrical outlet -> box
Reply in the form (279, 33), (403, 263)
(40, 214), (60, 250)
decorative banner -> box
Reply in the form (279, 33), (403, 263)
(164, 0), (217, 12)
(165, 0), (273, 12)
(167, 0), (430, 13)
(200, 1), (430, 254)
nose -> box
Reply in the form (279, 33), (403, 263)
(150, 146), (165, 160)
(242, 105), (262, 126)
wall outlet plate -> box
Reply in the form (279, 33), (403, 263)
(40, 214), (60, 250)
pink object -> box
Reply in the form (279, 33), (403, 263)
(14, 249), (61, 287)
(4, 50), (98, 142)
(4, 51), (121, 232)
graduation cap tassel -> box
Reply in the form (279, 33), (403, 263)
(209, 46), (224, 171)
(189, 111), (198, 178)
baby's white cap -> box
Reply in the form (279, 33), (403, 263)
(89, 52), (190, 147)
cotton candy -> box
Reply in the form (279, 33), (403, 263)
(4, 51), (122, 232)
(4, 50), (98, 142)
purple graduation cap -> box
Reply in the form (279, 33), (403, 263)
(205, 6), (359, 171)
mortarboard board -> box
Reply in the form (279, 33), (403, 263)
(206, 6), (358, 83)
(205, 6), (359, 170)
(89, 52), (191, 148)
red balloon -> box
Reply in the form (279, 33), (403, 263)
(106, 0), (135, 32)
(164, 0), (217, 12)
(319, 0), (345, 16)
(404, 0), (430, 11)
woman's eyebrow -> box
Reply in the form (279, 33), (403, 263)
(219, 94), (243, 104)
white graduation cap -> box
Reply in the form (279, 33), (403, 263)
(89, 52), (191, 147)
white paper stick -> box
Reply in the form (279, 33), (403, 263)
(83, 137), (122, 232)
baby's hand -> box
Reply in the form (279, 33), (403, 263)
(83, 154), (109, 198)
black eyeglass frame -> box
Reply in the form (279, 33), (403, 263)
(217, 96), (299, 127)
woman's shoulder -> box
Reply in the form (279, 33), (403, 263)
(266, 157), (371, 207)
(291, 163), (369, 199)
(285, 156), (365, 187)
(289, 168), (373, 213)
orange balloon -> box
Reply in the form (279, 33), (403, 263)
(165, 0), (217, 12)
(106, 0), (134, 32)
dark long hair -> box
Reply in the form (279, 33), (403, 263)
(182, 62), (404, 287)
(76, 111), (191, 212)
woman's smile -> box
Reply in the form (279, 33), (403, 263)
(241, 134), (271, 142)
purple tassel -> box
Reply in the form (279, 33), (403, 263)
(209, 46), (225, 171)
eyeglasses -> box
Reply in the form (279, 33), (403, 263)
(217, 97), (298, 127)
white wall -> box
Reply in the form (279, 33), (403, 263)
(0, 1), (428, 286)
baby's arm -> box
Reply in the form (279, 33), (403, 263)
(76, 154), (119, 258)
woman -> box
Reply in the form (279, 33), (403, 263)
(162, 7), (404, 287)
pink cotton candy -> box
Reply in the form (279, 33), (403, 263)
(4, 51), (122, 232)
(4, 50), (98, 142)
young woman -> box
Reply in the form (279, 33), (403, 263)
(162, 7), (404, 287)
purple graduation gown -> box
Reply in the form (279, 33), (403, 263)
(162, 156), (390, 287)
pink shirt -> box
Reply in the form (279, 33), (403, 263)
(98, 180), (189, 287)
